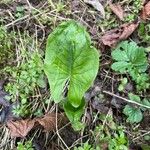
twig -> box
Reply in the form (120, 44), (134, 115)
(133, 130), (150, 141)
(56, 105), (70, 150)
(69, 134), (89, 149)
(103, 91), (150, 109)
(0, 138), (14, 149)
(5, 15), (30, 27)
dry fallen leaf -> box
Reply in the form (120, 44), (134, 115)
(141, 1), (150, 20)
(36, 113), (63, 132)
(7, 113), (65, 137)
(109, 3), (124, 20)
(36, 113), (56, 131)
(101, 22), (139, 47)
(119, 23), (139, 39)
(84, 0), (105, 18)
(7, 119), (35, 137)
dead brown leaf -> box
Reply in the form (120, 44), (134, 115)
(7, 113), (65, 138)
(109, 3), (124, 20)
(36, 113), (63, 132)
(141, 1), (150, 20)
(36, 113), (56, 132)
(101, 22), (139, 47)
(7, 119), (35, 137)
(119, 23), (139, 39)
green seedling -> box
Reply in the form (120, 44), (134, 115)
(138, 23), (150, 44)
(0, 26), (14, 69)
(118, 78), (128, 92)
(15, 6), (25, 18)
(17, 140), (33, 150)
(74, 141), (99, 150)
(44, 20), (100, 130)
(111, 41), (150, 91)
(4, 53), (45, 117)
(92, 114), (128, 150)
(123, 93), (150, 123)
(125, 0), (143, 22)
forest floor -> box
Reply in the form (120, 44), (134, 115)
(0, 0), (150, 150)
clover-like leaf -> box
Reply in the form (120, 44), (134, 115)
(44, 21), (99, 107)
(123, 105), (143, 123)
(111, 41), (148, 73)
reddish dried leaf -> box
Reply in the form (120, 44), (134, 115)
(100, 143), (108, 150)
(36, 113), (57, 131)
(141, 1), (150, 20)
(101, 22), (139, 47)
(101, 28), (121, 47)
(119, 23), (139, 39)
(109, 3), (124, 20)
(7, 119), (35, 137)
(7, 113), (65, 138)
(37, 113), (65, 132)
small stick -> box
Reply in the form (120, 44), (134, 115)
(133, 130), (150, 141)
(55, 105), (70, 150)
(103, 91), (150, 109)
(0, 138), (14, 149)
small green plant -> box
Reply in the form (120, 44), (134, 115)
(123, 93), (150, 123)
(111, 41), (149, 91)
(15, 6), (25, 18)
(118, 77), (128, 92)
(44, 20), (99, 130)
(17, 140), (33, 150)
(138, 23), (150, 44)
(125, 0), (143, 22)
(92, 114), (129, 150)
(99, 6), (119, 30)
(74, 142), (99, 150)
(0, 26), (14, 69)
(4, 52), (45, 117)
(74, 113), (129, 150)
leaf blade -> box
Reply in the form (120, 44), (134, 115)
(44, 20), (99, 107)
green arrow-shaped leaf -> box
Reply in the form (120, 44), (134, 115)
(44, 20), (99, 107)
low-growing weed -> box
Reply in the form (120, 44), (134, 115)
(125, 0), (143, 22)
(74, 142), (98, 150)
(15, 6), (25, 18)
(4, 52), (45, 117)
(138, 23), (150, 45)
(17, 140), (33, 150)
(111, 41), (150, 124)
(111, 41), (150, 91)
(123, 93), (150, 123)
(93, 114), (129, 150)
(0, 26), (15, 69)
(75, 113), (129, 150)
(118, 78), (128, 92)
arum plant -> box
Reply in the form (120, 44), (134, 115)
(44, 20), (100, 130)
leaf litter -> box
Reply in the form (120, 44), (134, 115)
(84, 0), (105, 18)
(141, 1), (150, 20)
(7, 113), (65, 137)
(7, 119), (35, 138)
(101, 22), (139, 47)
(109, 3), (124, 21)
